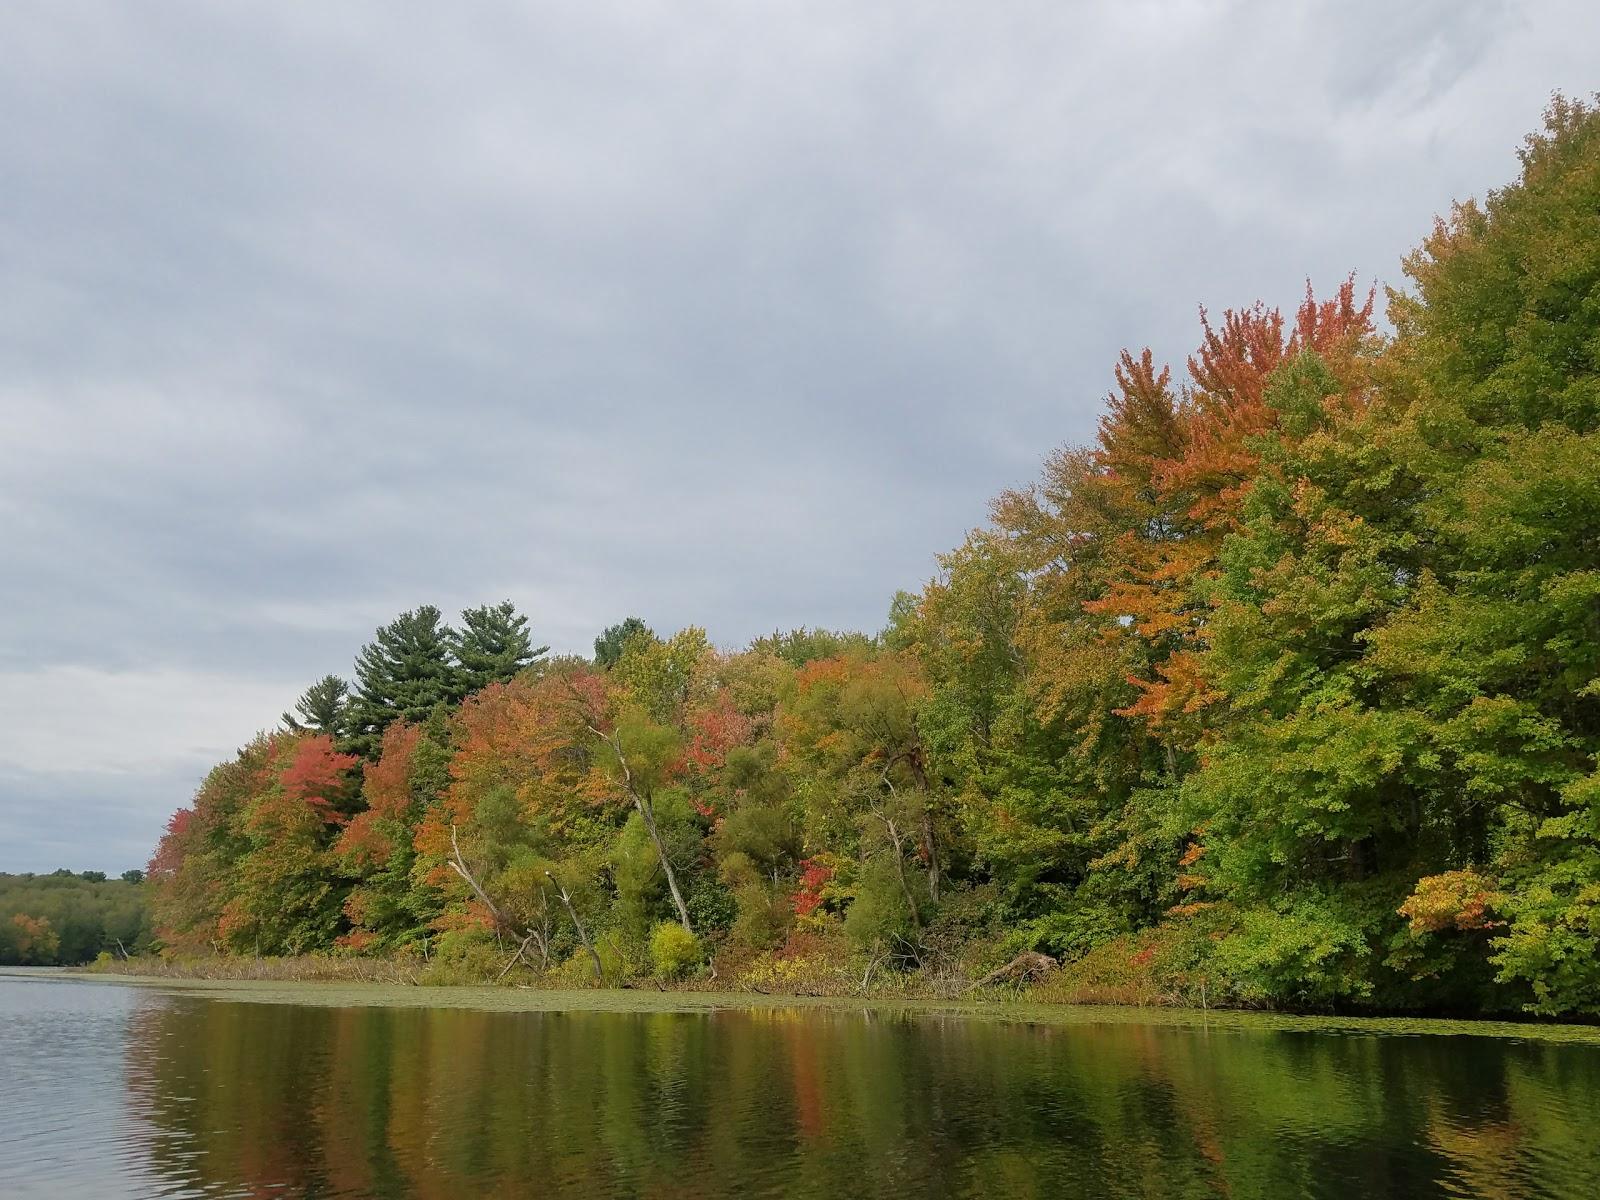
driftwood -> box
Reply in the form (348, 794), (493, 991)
(972, 951), (1060, 990)
(859, 951), (888, 994)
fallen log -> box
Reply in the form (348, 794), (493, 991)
(972, 951), (1060, 990)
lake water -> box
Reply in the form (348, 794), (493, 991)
(3, 971), (1599, 1198)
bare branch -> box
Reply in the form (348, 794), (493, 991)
(546, 870), (604, 982)
(449, 824), (509, 928)
(496, 931), (537, 983)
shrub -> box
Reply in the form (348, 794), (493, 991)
(1210, 900), (1373, 1007)
(730, 882), (791, 950)
(552, 936), (627, 987)
(1044, 913), (1228, 1006)
(418, 927), (501, 986)
(735, 927), (857, 995)
(649, 922), (702, 979)
(1399, 870), (1498, 934)
(843, 856), (922, 951)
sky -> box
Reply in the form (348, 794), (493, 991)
(1, 0), (1596, 873)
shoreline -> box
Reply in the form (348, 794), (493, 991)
(21, 967), (1600, 1045)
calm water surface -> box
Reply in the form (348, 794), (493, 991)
(3, 971), (1599, 1199)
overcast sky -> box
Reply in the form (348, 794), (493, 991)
(2, 1), (1595, 872)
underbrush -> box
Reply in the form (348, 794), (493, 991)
(88, 903), (1408, 1013)
(92, 926), (986, 1001)
(86, 951), (425, 985)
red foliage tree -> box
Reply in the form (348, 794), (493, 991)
(278, 734), (361, 825)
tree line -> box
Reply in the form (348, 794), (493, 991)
(148, 98), (1600, 1015)
(0, 871), (151, 965)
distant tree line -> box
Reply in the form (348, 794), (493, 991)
(146, 99), (1600, 1015)
(0, 871), (151, 965)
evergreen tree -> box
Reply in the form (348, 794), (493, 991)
(347, 607), (459, 757)
(282, 675), (350, 737)
(594, 617), (651, 668)
(451, 601), (546, 694)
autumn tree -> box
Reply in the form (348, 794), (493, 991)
(335, 715), (451, 949)
(135, 99), (1600, 1015)
(5, 914), (59, 964)
(147, 739), (271, 954)
(779, 652), (944, 951)
(408, 668), (610, 969)
(222, 734), (360, 954)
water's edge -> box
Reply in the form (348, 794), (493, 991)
(23, 968), (1600, 1045)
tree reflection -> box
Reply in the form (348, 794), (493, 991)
(122, 999), (1600, 1199)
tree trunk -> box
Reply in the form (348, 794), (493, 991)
(496, 931), (537, 982)
(636, 793), (694, 934)
(893, 746), (941, 906)
(448, 825), (511, 928)
(883, 816), (923, 931)
(973, 951), (1059, 990)
(592, 725), (694, 934)
(547, 872), (604, 982)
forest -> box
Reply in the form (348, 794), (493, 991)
(145, 98), (1600, 1017)
(0, 872), (151, 965)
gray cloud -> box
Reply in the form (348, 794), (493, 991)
(2, 0), (1595, 870)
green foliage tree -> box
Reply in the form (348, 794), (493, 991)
(451, 601), (547, 694)
(593, 617), (651, 668)
(0, 873), (151, 964)
(282, 675), (350, 737)
(750, 627), (877, 667)
(1378, 95), (1600, 1015)
(346, 607), (460, 757)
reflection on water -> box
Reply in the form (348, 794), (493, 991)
(2, 973), (1599, 1199)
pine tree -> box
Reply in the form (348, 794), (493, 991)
(281, 675), (350, 737)
(346, 607), (459, 758)
(451, 601), (546, 694)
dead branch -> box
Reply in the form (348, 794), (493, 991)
(873, 811), (923, 932)
(496, 931), (537, 983)
(859, 949), (888, 994)
(546, 870), (604, 982)
(586, 721), (694, 935)
(449, 824), (510, 928)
